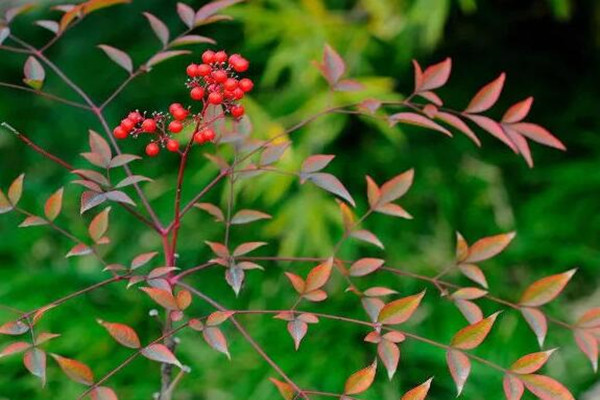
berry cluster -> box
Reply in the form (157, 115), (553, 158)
(112, 49), (253, 157)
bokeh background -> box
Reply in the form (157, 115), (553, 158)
(0, 0), (599, 399)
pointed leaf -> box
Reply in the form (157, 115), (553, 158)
(176, 3), (194, 28)
(51, 354), (93, 385)
(307, 173), (355, 206)
(401, 377), (433, 400)
(8, 174), (25, 205)
(350, 229), (384, 249)
(446, 350), (470, 396)
(66, 244), (92, 258)
(97, 45), (132, 73)
(451, 287), (488, 300)
(305, 258), (333, 292)
(520, 374), (574, 400)
(131, 252), (158, 269)
(451, 312), (500, 350)
(89, 207), (110, 242)
(98, 320), (140, 349)
(465, 114), (518, 152)
(24, 348), (46, 386)
(419, 58), (451, 91)
(377, 291), (425, 325)
(465, 232), (515, 263)
(1, 341), (30, 358)
(458, 263), (488, 288)
(147, 50), (191, 67)
(378, 339), (399, 380)
(455, 232), (469, 262)
(194, 203), (224, 222)
(349, 258), (384, 277)
(287, 319), (308, 350)
(389, 112), (451, 136)
(437, 111), (481, 146)
(140, 287), (178, 309)
(301, 154), (335, 174)
(521, 307), (548, 348)
(203, 326), (230, 358)
(511, 123), (566, 150)
(90, 386), (118, 400)
(269, 378), (295, 400)
(320, 44), (345, 86)
(19, 216), (48, 227)
(574, 330), (598, 372)
(519, 269), (577, 307)
(465, 73), (505, 113)
(510, 350), (556, 374)
(344, 361), (377, 395)
(503, 374), (525, 400)
(231, 209), (271, 225)
(379, 169), (414, 205)
(143, 12), (169, 46)
(502, 97), (534, 123)
(577, 308), (600, 328)
(225, 266), (245, 296)
(44, 188), (64, 221)
(194, 0), (242, 24)
(233, 242), (267, 257)
(455, 299), (484, 324)
(141, 344), (182, 368)
(169, 34), (216, 47)
(285, 273), (305, 294)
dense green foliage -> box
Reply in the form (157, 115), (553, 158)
(0, 0), (598, 399)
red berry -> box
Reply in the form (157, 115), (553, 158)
(166, 139), (180, 152)
(239, 78), (254, 92)
(146, 142), (160, 157)
(212, 70), (227, 83)
(141, 118), (157, 133)
(230, 105), (245, 118)
(197, 64), (212, 76)
(223, 90), (235, 99)
(233, 88), (244, 100)
(113, 126), (128, 139)
(127, 111), (143, 123)
(232, 57), (249, 73)
(228, 54), (242, 64)
(202, 129), (216, 142)
(193, 131), (206, 144)
(190, 87), (205, 101)
(224, 78), (238, 91)
(202, 50), (215, 64)
(208, 92), (223, 105)
(168, 120), (183, 133)
(172, 108), (189, 121)
(214, 51), (227, 63)
(120, 118), (135, 131)
(169, 103), (183, 114)
(186, 63), (199, 78)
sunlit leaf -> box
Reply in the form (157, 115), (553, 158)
(521, 307), (548, 348)
(98, 320), (140, 349)
(51, 353), (94, 385)
(446, 349), (470, 396)
(66, 244), (92, 258)
(436, 111), (481, 146)
(510, 349), (556, 374)
(464, 73), (505, 114)
(519, 269), (577, 307)
(344, 360), (377, 395)
(35, 20), (59, 34)
(451, 287), (488, 300)
(377, 291), (425, 325)
(465, 232), (515, 263)
(115, 175), (151, 188)
(401, 377), (433, 400)
(141, 343), (182, 368)
(503, 374), (525, 400)
(349, 258), (384, 277)
(419, 58), (451, 91)
(520, 374), (575, 400)
(269, 378), (295, 400)
(577, 308), (600, 328)
(285, 273), (305, 294)
(140, 287), (178, 309)
(194, 203), (224, 222)
(305, 258), (333, 292)
(451, 312), (500, 350)
(502, 97), (534, 123)
(454, 299), (483, 324)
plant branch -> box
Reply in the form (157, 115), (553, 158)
(0, 82), (91, 110)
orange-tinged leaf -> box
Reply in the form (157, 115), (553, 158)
(51, 353), (94, 385)
(446, 349), (470, 396)
(465, 232), (515, 263)
(365, 176), (381, 207)
(458, 263), (488, 288)
(362, 297), (385, 323)
(203, 326), (230, 359)
(131, 251), (159, 269)
(502, 97), (534, 123)
(176, 289), (192, 310)
(520, 374), (574, 400)
(140, 287), (178, 309)
(0, 341), (30, 358)
(521, 307), (548, 348)
(8, 173), (25, 205)
(401, 377), (433, 400)
(436, 111), (481, 146)
(389, 112), (452, 136)
(344, 360), (377, 395)
(24, 348), (46, 386)
(141, 343), (182, 368)
(419, 58), (451, 91)
(364, 287), (398, 297)
(464, 73), (505, 114)
(504, 126), (534, 167)
(285, 272), (305, 294)
(375, 203), (412, 219)
(574, 330), (598, 372)
(207, 311), (234, 326)
(301, 154), (335, 174)
(510, 350), (556, 374)
(451, 287), (488, 300)
(377, 291), (425, 325)
(44, 188), (64, 221)
(90, 386), (118, 400)
(233, 241), (267, 256)
(377, 339), (399, 380)
(577, 308), (600, 328)
(511, 123), (565, 150)
(305, 258), (333, 292)
(98, 320), (140, 349)
(455, 232), (469, 262)
(89, 207), (110, 242)
(351, 230), (384, 249)
(205, 241), (229, 258)
(519, 269), (577, 307)
(269, 377), (295, 400)
(503, 374), (525, 400)
(19, 215), (48, 227)
(0, 320), (29, 335)
(82, 0), (131, 14)
(194, 202), (224, 221)
(451, 312), (500, 350)
(349, 258), (384, 277)
(379, 169), (414, 205)
(35, 332), (60, 345)
(0, 189), (12, 213)
(303, 289), (327, 302)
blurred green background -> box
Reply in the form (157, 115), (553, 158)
(0, 0), (599, 399)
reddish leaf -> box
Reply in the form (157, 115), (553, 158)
(301, 154), (335, 174)
(339, 202), (356, 231)
(320, 44), (346, 86)
(260, 142), (290, 166)
(225, 266), (245, 296)
(89, 207), (110, 243)
(519, 269), (577, 307)
(176, 289), (192, 310)
(503, 374), (525, 400)
(169, 34), (216, 47)
(419, 91), (444, 106)
(131, 252), (158, 269)
(307, 173), (355, 206)
(43, 188), (64, 221)
(140, 287), (178, 309)
(502, 97), (534, 123)
(143, 12), (169, 46)
(465, 232), (515, 263)
(194, 203), (224, 222)
(23, 56), (45, 89)
(464, 73), (506, 113)
(362, 297), (385, 322)
(0, 189), (12, 214)
(401, 377), (433, 400)
(335, 79), (364, 92)
(574, 330), (598, 372)
(98, 320), (140, 349)
(24, 348), (46, 386)
(285, 272), (305, 294)
(305, 258), (333, 292)
(375, 203), (412, 219)
(419, 58), (452, 91)
(451, 287), (487, 300)
(35, 332), (60, 345)
(389, 112), (452, 137)
(465, 114), (518, 152)
(8, 173), (24, 205)
(269, 377), (295, 400)
(511, 123), (566, 150)
(147, 51), (191, 68)
(233, 242), (267, 257)
(207, 311), (235, 326)
(19, 215), (47, 227)
(451, 312), (500, 350)
(378, 339), (399, 379)
(520, 374), (575, 400)
(365, 176), (381, 207)
(521, 307), (548, 348)
(364, 287), (397, 297)
(287, 319), (308, 350)
(344, 360), (377, 395)
(141, 343), (182, 368)
(82, 0), (131, 15)
(436, 111), (481, 146)
(379, 169), (414, 205)
(504, 125), (534, 168)
(97, 45), (132, 74)
(194, 0), (242, 24)
(350, 229), (384, 249)
(80, 191), (107, 214)
(446, 350), (470, 396)
(231, 209), (271, 225)
(412, 60), (423, 91)
(176, 2), (194, 28)
(577, 308), (600, 328)
(51, 354), (94, 385)
(377, 291), (425, 325)
(0, 342), (30, 358)
(203, 326), (230, 359)
(349, 258), (384, 277)
(66, 244), (92, 258)
(454, 299), (483, 324)
(105, 190), (136, 206)
(455, 232), (469, 262)
(303, 289), (327, 302)
(510, 349), (556, 374)
(458, 263), (488, 288)
(90, 386), (118, 400)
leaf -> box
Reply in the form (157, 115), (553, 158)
(379, 169), (414, 205)
(207, 311), (234, 326)
(194, 203), (224, 222)
(389, 112), (451, 136)
(349, 258), (384, 277)
(80, 191), (107, 214)
(225, 266), (245, 296)
(574, 330), (598, 372)
(502, 97), (534, 123)
(66, 244), (92, 258)
(109, 154), (141, 168)
(141, 344), (182, 368)
(320, 44), (345, 86)
(577, 308), (600, 328)
(519, 269), (577, 307)
(378, 339), (399, 380)
(194, 0), (242, 24)
(269, 378), (295, 400)
(350, 229), (384, 249)
(503, 374), (525, 400)
(131, 252), (158, 269)
(364, 287), (397, 297)
(458, 263), (488, 288)
(465, 114), (518, 152)
(344, 360), (377, 395)
(0, 190), (12, 213)
(520, 374), (575, 400)
(98, 320), (140, 349)
(143, 12), (169, 46)
(451, 312), (500, 350)
(285, 273), (305, 294)
(8, 173), (24, 205)
(307, 173), (355, 206)
(24, 348), (46, 386)
(23, 56), (45, 89)
(98, 45), (133, 74)
(169, 34), (215, 47)
(51, 354), (94, 385)
(231, 209), (271, 225)
(89, 207), (110, 242)
(401, 377), (433, 400)
(42, 188), (64, 221)
(5, 4), (34, 22)
(206, 242), (229, 258)
(301, 154), (335, 174)
(451, 287), (488, 300)
(455, 232), (469, 262)
(176, 2), (195, 28)
(90, 386), (119, 400)
(377, 291), (425, 325)
(335, 79), (364, 92)
(233, 242), (267, 257)
(105, 191), (136, 206)
(35, 20), (59, 34)
(446, 349), (470, 396)
(82, 0), (131, 15)
(436, 111), (481, 146)
(454, 299), (483, 324)
(176, 289), (192, 310)
(1, 342), (30, 358)
(35, 332), (60, 345)
(510, 123), (566, 150)
(147, 51), (191, 68)
(260, 142), (290, 166)
(303, 289), (327, 302)
(73, 169), (109, 187)
(464, 73), (506, 113)
(465, 232), (516, 262)
(287, 319), (308, 350)
(203, 326), (230, 358)
(88, 130), (112, 165)
(510, 350), (556, 374)
(305, 258), (333, 292)
(140, 287), (178, 309)
(115, 175), (151, 188)
(521, 307), (548, 348)
(419, 58), (452, 91)
(19, 215), (48, 227)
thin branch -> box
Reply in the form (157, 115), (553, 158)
(0, 82), (91, 110)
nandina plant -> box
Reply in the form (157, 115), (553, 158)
(0, 1), (597, 400)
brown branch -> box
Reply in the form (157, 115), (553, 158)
(0, 82), (91, 110)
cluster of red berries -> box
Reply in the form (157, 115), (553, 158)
(112, 49), (253, 157)
(186, 50), (253, 118)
